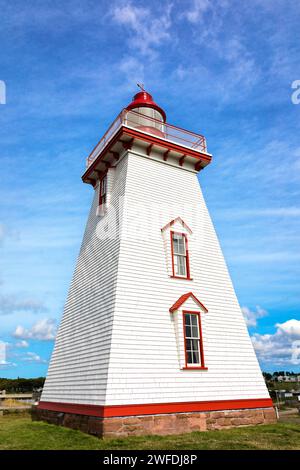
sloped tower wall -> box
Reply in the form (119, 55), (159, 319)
(40, 156), (128, 405)
(106, 151), (270, 405)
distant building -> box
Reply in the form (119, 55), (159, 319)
(277, 375), (300, 383)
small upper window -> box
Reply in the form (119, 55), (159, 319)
(99, 174), (107, 206)
(171, 231), (190, 279)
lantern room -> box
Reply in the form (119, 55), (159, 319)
(82, 88), (212, 186)
(125, 90), (166, 137)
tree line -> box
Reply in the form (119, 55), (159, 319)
(0, 377), (45, 393)
(263, 371), (300, 381)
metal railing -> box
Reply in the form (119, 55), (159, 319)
(86, 109), (207, 168)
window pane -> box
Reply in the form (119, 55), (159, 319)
(191, 315), (198, 326)
(101, 176), (107, 195)
(99, 175), (107, 206)
(172, 234), (185, 255)
(185, 325), (191, 337)
(187, 351), (193, 364)
(190, 339), (199, 351)
(192, 350), (200, 364)
(191, 326), (199, 338)
(184, 314), (191, 326)
(176, 255), (186, 276)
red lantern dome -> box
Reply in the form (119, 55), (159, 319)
(126, 91), (166, 122)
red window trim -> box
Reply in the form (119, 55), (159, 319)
(170, 230), (191, 280)
(171, 275), (194, 280)
(182, 310), (206, 370)
(169, 292), (208, 314)
(99, 171), (108, 206)
(161, 217), (192, 234)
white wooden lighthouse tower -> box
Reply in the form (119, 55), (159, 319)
(37, 89), (275, 436)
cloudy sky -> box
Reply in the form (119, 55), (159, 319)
(0, 0), (300, 378)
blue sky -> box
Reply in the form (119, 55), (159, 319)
(0, 0), (300, 378)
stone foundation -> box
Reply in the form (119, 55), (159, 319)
(32, 406), (276, 438)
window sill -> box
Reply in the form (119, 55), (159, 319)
(181, 367), (208, 371)
(170, 276), (193, 281)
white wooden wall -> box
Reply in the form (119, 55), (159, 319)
(42, 146), (269, 406)
(105, 150), (269, 405)
(41, 157), (127, 405)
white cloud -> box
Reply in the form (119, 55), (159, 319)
(112, 2), (146, 27)
(178, 1), (259, 94)
(242, 305), (267, 328)
(0, 360), (17, 369)
(0, 224), (18, 245)
(172, 41), (258, 104)
(119, 56), (145, 86)
(111, 2), (173, 56)
(0, 341), (6, 363)
(251, 319), (300, 366)
(276, 319), (300, 338)
(220, 37), (258, 88)
(13, 318), (57, 341)
(183, 0), (211, 23)
(0, 224), (7, 244)
(15, 340), (29, 348)
(0, 294), (47, 316)
(0, 341), (17, 369)
(23, 352), (47, 364)
(182, 0), (229, 42)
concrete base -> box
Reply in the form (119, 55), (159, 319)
(32, 406), (276, 438)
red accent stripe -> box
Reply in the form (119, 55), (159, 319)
(37, 398), (273, 418)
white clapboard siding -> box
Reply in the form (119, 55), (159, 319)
(41, 157), (128, 405)
(105, 150), (269, 405)
(42, 144), (269, 407)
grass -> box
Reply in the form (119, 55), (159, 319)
(0, 413), (300, 450)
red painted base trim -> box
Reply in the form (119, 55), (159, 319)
(37, 398), (273, 418)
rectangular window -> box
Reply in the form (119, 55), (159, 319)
(99, 174), (107, 206)
(183, 312), (204, 367)
(171, 232), (190, 278)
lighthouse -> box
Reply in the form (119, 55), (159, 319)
(36, 89), (276, 436)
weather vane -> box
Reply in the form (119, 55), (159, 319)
(137, 83), (145, 92)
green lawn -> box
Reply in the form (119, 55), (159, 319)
(0, 413), (300, 450)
